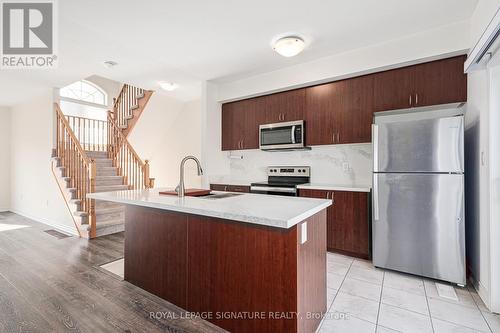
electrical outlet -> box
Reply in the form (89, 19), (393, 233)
(342, 162), (350, 172)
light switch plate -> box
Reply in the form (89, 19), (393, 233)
(301, 222), (307, 244)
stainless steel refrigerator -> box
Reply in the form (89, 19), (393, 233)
(372, 110), (465, 285)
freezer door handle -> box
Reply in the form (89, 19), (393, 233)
(372, 124), (379, 172)
(373, 174), (380, 221)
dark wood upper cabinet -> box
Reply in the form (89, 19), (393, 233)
(373, 55), (467, 112)
(305, 74), (374, 145)
(413, 55), (467, 107)
(373, 65), (414, 112)
(261, 89), (305, 124)
(222, 98), (263, 150)
(221, 102), (238, 151)
(222, 55), (467, 150)
(335, 75), (374, 144)
(305, 82), (341, 146)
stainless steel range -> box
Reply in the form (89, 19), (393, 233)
(250, 166), (310, 196)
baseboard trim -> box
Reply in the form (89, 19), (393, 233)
(10, 209), (79, 236)
(469, 274), (491, 311)
(0, 207), (10, 212)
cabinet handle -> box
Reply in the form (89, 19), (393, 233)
(332, 132), (335, 144)
(409, 94), (412, 106)
(326, 192), (330, 199)
(415, 93), (418, 105)
(224, 186), (228, 191)
(337, 133), (340, 143)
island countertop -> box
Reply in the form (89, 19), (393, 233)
(88, 188), (332, 229)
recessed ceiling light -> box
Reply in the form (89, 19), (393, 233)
(103, 60), (118, 68)
(159, 81), (179, 91)
(272, 36), (306, 57)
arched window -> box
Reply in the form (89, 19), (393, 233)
(60, 80), (107, 106)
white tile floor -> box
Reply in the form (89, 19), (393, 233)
(318, 252), (500, 333)
(100, 258), (125, 279)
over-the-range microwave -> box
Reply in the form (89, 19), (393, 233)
(259, 120), (307, 151)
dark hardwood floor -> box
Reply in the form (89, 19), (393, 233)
(0, 212), (226, 333)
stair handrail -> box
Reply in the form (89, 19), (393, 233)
(107, 112), (154, 189)
(54, 103), (97, 237)
(112, 84), (127, 113)
(55, 104), (92, 165)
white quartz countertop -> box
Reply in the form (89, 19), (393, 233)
(88, 189), (331, 229)
(297, 183), (371, 193)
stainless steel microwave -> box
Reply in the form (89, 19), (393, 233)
(259, 120), (305, 151)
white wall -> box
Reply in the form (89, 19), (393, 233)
(59, 75), (122, 120)
(465, 69), (491, 304)
(60, 100), (108, 121)
(465, 0), (500, 312)
(0, 107), (11, 211)
(10, 90), (78, 235)
(129, 94), (203, 189)
(217, 20), (470, 102)
(201, 82), (230, 188)
(85, 75), (122, 108)
(470, 0), (500, 48)
(488, 56), (500, 312)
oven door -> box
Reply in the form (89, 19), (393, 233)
(260, 120), (304, 150)
(250, 186), (297, 196)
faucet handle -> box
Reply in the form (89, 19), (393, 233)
(175, 184), (180, 193)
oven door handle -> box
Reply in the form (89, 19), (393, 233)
(250, 186), (297, 193)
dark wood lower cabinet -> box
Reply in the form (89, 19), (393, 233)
(124, 205), (327, 333)
(298, 189), (370, 259)
(125, 207), (188, 308)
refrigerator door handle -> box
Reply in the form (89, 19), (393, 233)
(373, 174), (380, 221)
(372, 124), (379, 172)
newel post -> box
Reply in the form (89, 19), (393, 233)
(144, 160), (151, 188)
(89, 160), (97, 238)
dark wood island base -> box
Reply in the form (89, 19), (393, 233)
(124, 205), (327, 333)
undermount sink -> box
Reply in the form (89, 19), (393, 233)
(198, 193), (244, 200)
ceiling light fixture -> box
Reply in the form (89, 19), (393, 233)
(103, 60), (118, 68)
(272, 36), (306, 57)
(159, 81), (179, 91)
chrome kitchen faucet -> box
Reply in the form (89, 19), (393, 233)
(175, 156), (204, 197)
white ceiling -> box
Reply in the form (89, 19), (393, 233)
(0, 0), (478, 106)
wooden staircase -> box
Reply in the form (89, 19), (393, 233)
(113, 85), (153, 137)
(52, 84), (154, 238)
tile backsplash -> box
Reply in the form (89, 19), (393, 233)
(214, 143), (372, 185)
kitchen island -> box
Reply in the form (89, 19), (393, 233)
(88, 189), (331, 333)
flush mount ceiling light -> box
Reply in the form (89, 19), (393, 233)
(103, 60), (118, 68)
(272, 36), (306, 57)
(159, 81), (179, 91)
